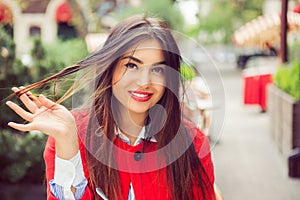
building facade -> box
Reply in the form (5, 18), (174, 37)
(0, 0), (72, 56)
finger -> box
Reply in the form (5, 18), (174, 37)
(6, 101), (33, 122)
(27, 92), (42, 108)
(12, 87), (38, 113)
(39, 95), (60, 110)
(20, 86), (42, 108)
(7, 122), (36, 132)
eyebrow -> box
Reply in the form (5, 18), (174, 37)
(121, 56), (166, 66)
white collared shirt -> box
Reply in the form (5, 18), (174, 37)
(115, 126), (157, 145)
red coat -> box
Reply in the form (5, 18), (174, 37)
(44, 110), (216, 200)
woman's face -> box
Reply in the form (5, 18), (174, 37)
(112, 39), (166, 117)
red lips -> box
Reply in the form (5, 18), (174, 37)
(129, 90), (153, 102)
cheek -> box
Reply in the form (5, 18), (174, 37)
(112, 79), (123, 95)
(112, 73), (133, 91)
(112, 72), (122, 96)
(112, 66), (124, 85)
(155, 85), (166, 98)
(151, 74), (166, 88)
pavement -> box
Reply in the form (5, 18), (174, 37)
(211, 62), (300, 200)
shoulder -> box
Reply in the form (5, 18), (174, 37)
(183, 118), (210, 159)
(183, 118), (215, 185)
(183, 118), (206, 144)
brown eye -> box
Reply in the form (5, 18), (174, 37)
(125, 63), (138, 70)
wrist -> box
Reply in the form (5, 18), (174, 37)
(55, 130), (78, 160)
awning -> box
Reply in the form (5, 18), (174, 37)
(56, 1), (72, 23)
(232, 11), (300, 48)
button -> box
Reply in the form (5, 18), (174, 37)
(134, 151), (142, 161)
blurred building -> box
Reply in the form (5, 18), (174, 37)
(0, 0), (74, 56)
(0, 0), (142, 56)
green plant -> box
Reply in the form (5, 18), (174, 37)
(197, 0), (263, 44)
(28, 37), (89, 107)
(0, 25), (34, 129)
(180, 63), (196, 81)
(274, 60), (300, 100)
(0, 130), (47, 183)
(0, 27), (88, 184)
(30, 37), (88, 81)
(111, 0), (184, 31)
(44, 38), (88, 69)
(288, 41), (300, 63)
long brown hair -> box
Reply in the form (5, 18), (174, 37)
(82, 15), (214, 200)
(14, 15), (214, 199)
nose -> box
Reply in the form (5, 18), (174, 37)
(136, 69), (151, 86)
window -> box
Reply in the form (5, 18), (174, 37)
(29, 26), (41, 37)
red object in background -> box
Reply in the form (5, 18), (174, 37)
(0, 5), (5, 21)
(293, 3), (300, 13)
(243, 69), (273, 111)
(56, 1), (72, 23)
(243, 74), (260, 104)
(0, 3), (13, 24)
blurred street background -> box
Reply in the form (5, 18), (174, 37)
(212, 61), (300, 200)
(1, 0), (300, 199)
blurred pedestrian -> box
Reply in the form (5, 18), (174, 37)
(265, 42), (277, 56)
(182, 74), (212, 137)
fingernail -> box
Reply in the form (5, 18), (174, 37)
(6, 101), (11, 106)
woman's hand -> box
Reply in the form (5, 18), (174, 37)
(6, 87), (78, 159)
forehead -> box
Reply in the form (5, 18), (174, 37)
(122, 39), (165, 63)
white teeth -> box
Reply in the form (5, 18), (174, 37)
(131, 92), (148, 98)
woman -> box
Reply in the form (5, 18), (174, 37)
(6, 15), (216, 200)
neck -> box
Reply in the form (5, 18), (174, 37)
(119, 128), (141, 146)
(115, 105), (147, 144)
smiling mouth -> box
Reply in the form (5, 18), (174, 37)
(129, 91), (153, 102)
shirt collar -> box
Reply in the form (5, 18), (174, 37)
(115, 126), (157, 146)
